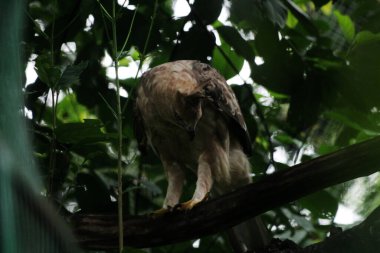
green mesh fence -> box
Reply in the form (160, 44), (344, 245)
(0, 0), (81, 252)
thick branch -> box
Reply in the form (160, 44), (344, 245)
(72, 136), (380, 249)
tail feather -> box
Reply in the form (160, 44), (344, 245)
(221, 146), (271, 252)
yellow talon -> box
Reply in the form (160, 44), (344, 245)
(175, 199), (201, 211)
(149, 207), (172, 218)
(175, 193), (210, 211)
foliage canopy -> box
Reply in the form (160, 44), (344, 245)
(22, 0), (380, 251)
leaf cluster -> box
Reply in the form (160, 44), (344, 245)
(23, 0), (380, 251)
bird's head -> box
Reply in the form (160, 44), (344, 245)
(174, 89), (204, 139)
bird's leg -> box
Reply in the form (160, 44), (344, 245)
(151, 161), (184, 217)
(177, 153), (213, 210)
(163, 162), (185, 208)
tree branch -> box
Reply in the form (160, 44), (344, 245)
(71, 136), (380, 250)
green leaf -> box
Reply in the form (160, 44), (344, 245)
(211, 40), (244, 80)
(118, 57), (131, 67)
(35, 54), (62, 87)
(345, 32), (380, 110)
(326, 109), (380, 136)
(56, 93), (91, 123)
(312, 0), (331, 8)
(217, 25), (255, 60)
(283, 0), (319, 37)
(171, 24), (215, 62)
(353, 31), (380, 45)
(282, 208), (315, 232)
(262, 0), (288, 28)
(286, 10), (298, 28)
(334, 10), (355, 41)
(230, 0), (287, 30)
(299, 190), (338, 219)
(193, 0), (223, 25)
(57, 61), (88, 89)
(55, 119), (118, 144)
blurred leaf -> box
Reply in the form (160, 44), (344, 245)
(71, 143), (118, 169)
(262, 0), (288, 28)
(56, 93), (91, 123)
(35, 54), (61, 87)
(321, 1), (333, 15)
(230, 0), (287, 30)
(352, 31), (380, 45)
(192, 0), (223, 25)
(334, 10), (355, 41)
(172, 24), (215, 62)
(55, 119), (118, 144)
(293, 215), (315, 232)
(282, 208), (315, 232)
(286, 11), (298, 28)
(299, 190), (339, 219)
(274, 132), (299, 146)
(344, 31), (380, 110)
(57, 61), (88, 89)
(313, 0), (331, 9)
(118, 57), (132, 67)
(326, 109), (380, 135)
(217, 25), (255, 60)
(212, 40), (244, 80)
(283, 0), (319, 37)
(287, 68), (332, 132)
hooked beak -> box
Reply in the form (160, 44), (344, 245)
(174, 110), (197, 140)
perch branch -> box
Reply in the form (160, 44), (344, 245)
(71, 136), (380, 249)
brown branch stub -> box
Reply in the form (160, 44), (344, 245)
(72, 136), (380, 250)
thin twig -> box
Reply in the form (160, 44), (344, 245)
(97, 0), (112, 45)
(116, 0), (128, 17)
(97, 92), (118, 119)
(25, 10), (50, 40)
(48, 0), (57, 197)
(111, 1), (124, 252)
(118, 3), (139, 59)
(121, 0), (158, 114)
(97, 0), (113, 20)
(55, 12), (80, 38)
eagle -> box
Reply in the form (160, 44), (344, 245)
(134, 60), (269, 251)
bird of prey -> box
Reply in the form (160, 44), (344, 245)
(135, 60), (269, 252)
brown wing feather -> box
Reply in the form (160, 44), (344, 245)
(133, 72), (150, 155)
(133, 104), (147, 154)
(191, 61), (253, 155)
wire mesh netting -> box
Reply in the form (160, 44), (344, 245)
(0, 1), (81, 252)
